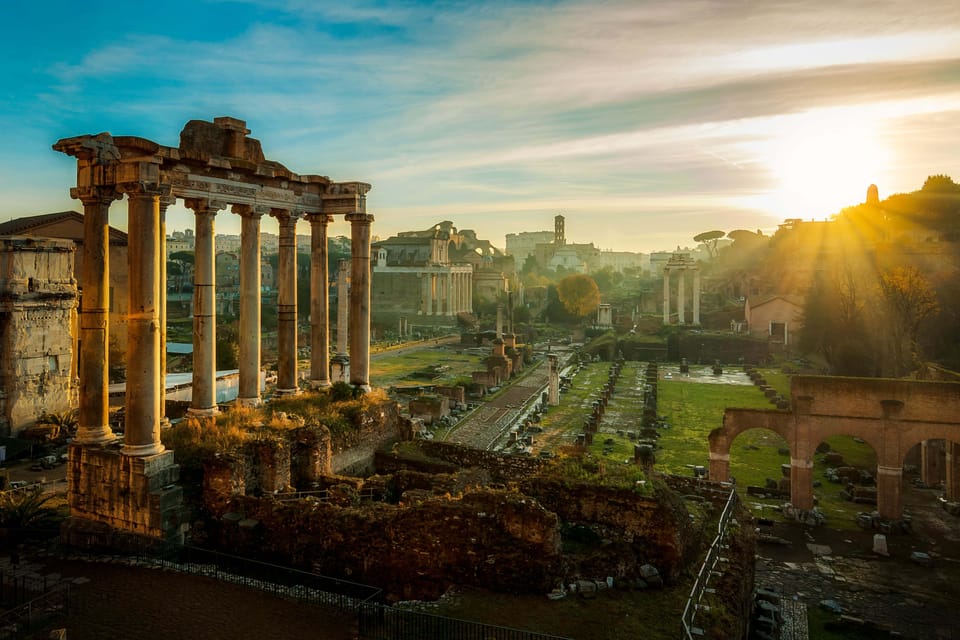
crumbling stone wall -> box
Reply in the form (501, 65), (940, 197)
(521, 477), (699, 578)
(0, 237), (77, 436)
(330, 398), (402, 474)
(211, 489), (562, 601)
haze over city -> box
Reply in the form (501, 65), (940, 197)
(1, 0), (959, 252)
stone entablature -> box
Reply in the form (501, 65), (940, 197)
(0, 237), (78, 437)
(54, 116), (374, 541)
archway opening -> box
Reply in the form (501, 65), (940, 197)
(812, 435), (878, 526)
(727, 427), (791, 520)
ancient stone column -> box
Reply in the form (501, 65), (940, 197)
(185, 198), (223, 417)
(692, 267), (701, 326)
(677, 268), (686, 325)
(548, 354), (560, 406)
(347, 212), (374, 390)
(446, 272), (454, 316)
(662, 268), (670, 324)
(876, 465), (903, 520)
(337, 259), (350, 355)
(945, 442), (960, 500)
(274, 210), (299, 396)
(121, 185), (164, 456)
(74, 187), (118, 444)
(235, 205), (264, 407)
(467, 272), (473, 313)
(159, 191), (175, 427)
(307, 213), (333, 389)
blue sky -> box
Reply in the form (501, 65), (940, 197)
(1, 0), (958, 252)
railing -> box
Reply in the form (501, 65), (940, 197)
(358, 602), (574, 640)
(0, 587), (70, 639)
(680, 485), (739, 639)
(137, 544), (382, 612)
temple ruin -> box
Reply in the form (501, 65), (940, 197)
(662, 253), (700, 325)
(53, 116), (374, 541)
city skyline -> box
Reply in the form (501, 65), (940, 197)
(1, 1), (958, 252)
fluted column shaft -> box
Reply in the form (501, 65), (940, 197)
(75, 188), (117, 444)
(446, 272), (454, 316)
(122, 187), (164, 456)
(308, 213), (333, 388)
(347, 213), (374, 390)
(159, 193), (174, 426)
(186, 199), (221, 416)
(236, 205), (264, 406)
(275, 210), (299, 395)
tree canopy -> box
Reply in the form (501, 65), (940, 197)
(556, 274), (601, 321)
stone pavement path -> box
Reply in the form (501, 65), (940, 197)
(445, 360), (549, 450)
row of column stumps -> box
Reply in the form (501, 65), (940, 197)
(59, 130), (374, 457)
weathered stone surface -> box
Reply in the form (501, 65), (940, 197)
(0, 237), (78, 437)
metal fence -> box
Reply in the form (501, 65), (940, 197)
(358, 602), (574, 640)
(0, 587), (70, 639)
(680, 485), (739, 639)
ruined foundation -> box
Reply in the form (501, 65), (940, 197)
(63, 443), (184, 547)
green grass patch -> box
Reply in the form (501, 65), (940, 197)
(757, 368), (792, 399)
(539, 362), (612, 435)
(371, 347), (480, 388)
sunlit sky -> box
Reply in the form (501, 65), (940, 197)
(1, 1), (958, 253)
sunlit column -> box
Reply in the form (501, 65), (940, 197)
(337, 259), (350, 355)
(446, 271), (454, 316)
(121, 184), (164, 456)
(307, 213), (333, 389)
(235, 204), (264, 407)
(185, 198), (223, 417)
(274, 209), (299, 396)
(158, 190), (174, 427)
(347, 212), (374, 390)
(74, 187), (118, 444)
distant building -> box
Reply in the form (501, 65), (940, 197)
(371, 222), (474, 332)
(744, 295), (804, 345)
(505, 230), (553, 271)
(0, 211), (130, 352)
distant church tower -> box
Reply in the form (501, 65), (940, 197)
(866, 184), (880, 206)
(554, 214), (566, 246)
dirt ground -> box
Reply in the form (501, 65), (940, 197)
(754, 482), (960, 639)
(24, 557), (358, 640)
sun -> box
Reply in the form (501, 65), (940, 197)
(767, 112), (890, 219)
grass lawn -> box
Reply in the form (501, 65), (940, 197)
(539, 363), (614, 434)
(370, 347), (481, 388)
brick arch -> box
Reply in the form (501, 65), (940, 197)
(709, 376), (960, 521)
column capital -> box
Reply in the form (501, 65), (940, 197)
(184, 197), (226, 214)
(345, 212), (375, 225)
(306, 212), (334, 225)
(232, 204), (269, 219)
(116, 181), (164, 199)
(71, 185), (121, 207)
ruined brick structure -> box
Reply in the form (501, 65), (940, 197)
(711, 375), (960, 520)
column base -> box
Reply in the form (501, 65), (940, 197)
(275, 387), (300, 397)
(74, 426), (117, 446)
(121, 441), (166, 457)
(187, 406), (220, 419)
(66, 444), (182, 542)
(160, 417), (171, 430)
(310, 379), (332, 389)
(236, 396), (262, 408)
(351, 383), (372, 393)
